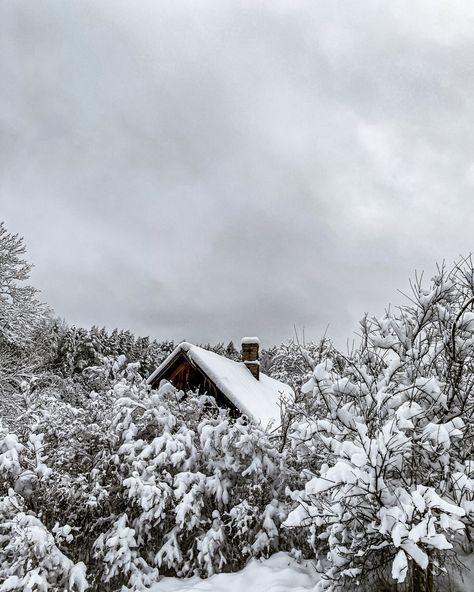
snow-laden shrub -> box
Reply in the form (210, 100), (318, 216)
(94, 514), (158, 591)
(286, 262), (474, 591)
(0, 491), (88, 592)
(88, 367), (293, 589)
(0, 422), (88, 591)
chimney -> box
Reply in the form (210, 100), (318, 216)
(241, 337), (260, 380)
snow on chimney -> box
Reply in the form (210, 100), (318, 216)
(241, 337), (260, 380)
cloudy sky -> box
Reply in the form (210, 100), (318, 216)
(2, 0), (474, 348)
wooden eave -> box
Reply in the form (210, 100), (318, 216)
(149, 349), (240, 416)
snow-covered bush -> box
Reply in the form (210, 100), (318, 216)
(0, 421), (88, 591)
(286, 261), (474, 591)
(0, 491), (88, 592)
(88, 368), (293, 589)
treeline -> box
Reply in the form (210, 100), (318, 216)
(37, 322), (273, 381)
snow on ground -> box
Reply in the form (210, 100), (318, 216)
(151, 550), (474, 592)
(151, 553), (319, 592)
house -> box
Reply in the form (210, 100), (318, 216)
(147, 337), (293, 429)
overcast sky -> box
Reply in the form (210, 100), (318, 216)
(2, 1), (474, 348)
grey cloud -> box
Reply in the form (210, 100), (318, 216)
(2, 0), (474, 349)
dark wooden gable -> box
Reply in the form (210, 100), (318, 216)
(149, 350), (240, 416)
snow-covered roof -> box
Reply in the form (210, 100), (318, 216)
(148, 342), (293, 429)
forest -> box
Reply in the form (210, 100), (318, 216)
(1, 220), (474, 592)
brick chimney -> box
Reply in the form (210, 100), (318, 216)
(241, 337), (260, 380)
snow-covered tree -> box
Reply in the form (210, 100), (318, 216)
(50, 324), (174, 380)
(268, 338), (329, 392)
(286, 260), (474, 591)
(0, 223), (50, 423)
(0, 222), (46, 352)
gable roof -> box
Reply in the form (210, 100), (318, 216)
(147, 341), (293, 429)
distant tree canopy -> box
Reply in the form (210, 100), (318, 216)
(48, 324), (175, 379)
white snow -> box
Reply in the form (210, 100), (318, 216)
(148, 343), (294, 429)
(150, 553), (319, 592)
(458, 312), (474, 332)
(391, 549), (408, 583)
(241, 337), (260, 346)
